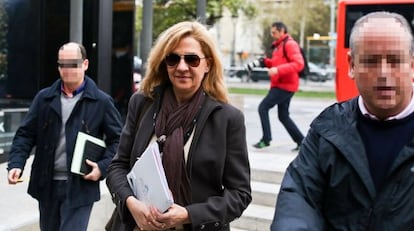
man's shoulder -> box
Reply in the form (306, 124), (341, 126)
(283, 35), (300, 47)
(35, 79), (61, 99)
(311, 98), (358, 127)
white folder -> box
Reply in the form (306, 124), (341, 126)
(126, 142), (174, 212)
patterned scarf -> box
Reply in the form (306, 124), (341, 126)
(154, 87), (205, 206)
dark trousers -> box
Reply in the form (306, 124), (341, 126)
(39, 180), (93, 231)
(258, 87), (304, 145)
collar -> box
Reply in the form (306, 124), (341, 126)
(61, 80), (86, 97)
(273, 34), (289, 47)
(358, 86), (414, 121)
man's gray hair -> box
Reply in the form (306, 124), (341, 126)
(349, 11), (414, 57)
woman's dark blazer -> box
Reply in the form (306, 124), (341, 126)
(106, 89), (251, 231)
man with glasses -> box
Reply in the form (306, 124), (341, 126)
(253, 21), (305, 151)
(7, 42), (122, 231)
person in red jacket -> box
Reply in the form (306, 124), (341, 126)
(253, 22), (304, 151)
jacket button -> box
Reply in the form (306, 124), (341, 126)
(200, 224), (205, 229)
(214, 222), (219, 227)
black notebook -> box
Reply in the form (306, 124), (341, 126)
(71, 132), (106, 175)
(79, 140), (106, 174)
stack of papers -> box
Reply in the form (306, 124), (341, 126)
(127, 142), (174, 212)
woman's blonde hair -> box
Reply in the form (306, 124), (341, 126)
(140, 21), (228, 103)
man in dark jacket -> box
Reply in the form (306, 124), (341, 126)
(271, 12), (414, 230)
(253, 21), (304, 151)
(7, 42), (122, 231)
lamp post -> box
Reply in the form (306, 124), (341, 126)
(70, 0), (83, 43)
(140, 0), (153, 77)
(230, 14), (237, 67)
(196, 0), (206, 24)
(329, 0), (336, 66)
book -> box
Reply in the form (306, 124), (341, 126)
(127, 141), (174, 213)
(71, 132), (106, 175)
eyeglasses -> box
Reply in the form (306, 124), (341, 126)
(57, 59), (84, 68)
(165, 53), (206, 67)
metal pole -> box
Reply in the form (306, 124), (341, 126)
(97, 0), (113, 93)
(140, 0), (153, 77)
(230, 17), (237, 67)
(329, 0), (335, 66)
(196, 0), (206, 24)
(299, 15), (306, 48)
(70, 0), (83, 43)
(306, 38), (310, 64)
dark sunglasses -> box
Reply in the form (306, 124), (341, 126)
(165, 53), (206, 67)
(57, 59), (84, 68)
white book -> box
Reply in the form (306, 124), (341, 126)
(71, 132), (106, 175)
(127, 142), (174, 213)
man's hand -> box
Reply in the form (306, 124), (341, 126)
(8, 168), (22, 184)
(268, 67), (278, 76)
(83, 159), (102, 181)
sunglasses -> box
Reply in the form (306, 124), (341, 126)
(165, 53), (206, 67)
(57, 59), (84, 68)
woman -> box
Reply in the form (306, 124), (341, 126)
(106, 21), (251, 231)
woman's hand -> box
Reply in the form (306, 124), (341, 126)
(150, 204), (190, 230)
(126, 196), (167, 230)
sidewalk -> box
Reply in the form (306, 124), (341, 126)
(0, 148), (296, 231)
(0, 156), (38, 231)
(0, 156), (114, 231)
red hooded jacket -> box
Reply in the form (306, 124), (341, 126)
(263, 34), (304, 92)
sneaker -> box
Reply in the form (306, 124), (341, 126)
(291, 145), (300, 152)
(253, 140), (270, 149)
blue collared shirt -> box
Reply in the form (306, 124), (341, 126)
(61, 80), (86, 97)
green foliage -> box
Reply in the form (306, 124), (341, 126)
(260, 26), (273, 58)
(271, 0), (331, 40)
(135, 6), (142, 33)
(221, 0), (256, 17)
(152, 2), (192, 40)
(258, 0), (332, 56)
(228, 87), (335, 99)
(296, 0), (331, 39)
(136, 0), (257, 41)
(134, 0), (332, 63)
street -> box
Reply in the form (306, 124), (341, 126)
(233, 93), (335, 152)
(225, 76), (336, 92)
(226, 77), (336, 150)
